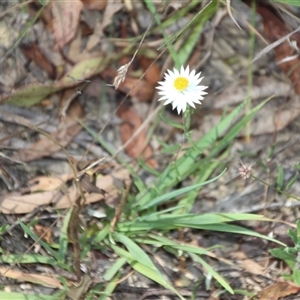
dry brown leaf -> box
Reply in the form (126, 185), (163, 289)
(119, 77), (155, 102)
(67, 24), (105, 64)
(67, 27), (84, 62)
(0, 168), (129, 214)
(101, 0), (123, 29)
(231, 251), (266, 276)
(52, 0), (83, 49)
(208, 290), (221, 300)
(86, 0), (123, 51)
(138, 56), (161, 86)
(255, 3), (300, 94)
(14, 120), (82, 162)
(81, 0), (107, 10)
(101, 68), (155, 102)
(257, 282), (300, 300)
(28, 174), (73, 192)
(20, 43), (56, 79)
(33, 224), (53, 243)
(117, 105), (157, 168)
(13, 101), (84, 162)
(0, 267), (63, 288)
(67, 274), (93, 300)
(0, 54), (108, 106)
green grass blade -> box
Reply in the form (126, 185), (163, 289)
(114, 232), (158, 271)
(4, 5), (45, 60)
(0, 291), (65, 300)
(137, 168), (226, 211)
(190, 253), (233, 294)
(177, 2), (217, 65)
(138, 212), (268, 224)
(211, 97), (273, 153)
(0, 254), (57, 265)
(136, 99), (248, 207)
(58, 208), (72, 264)
(159, 112), (184, 130)
(175, 158), (225, 213)
(110, 243), (185, 300)
(99, 274), (121, 300)
(78, 121), (117, 157)
(143, 0), (179, 63)
(138, 158), (160, 177)
(92, 224), (110, 243)
(286, 173), (298, 190)
(196, 224), (286, 246)
(176, 96), (273, 210)
(118, 213), (285, 246)
(274, 0), (300, 6)
(103, 257), (127, 281)
(149, 234), (212, 256)
(19, 221), (60, 261)
(276, 165), (284, 190)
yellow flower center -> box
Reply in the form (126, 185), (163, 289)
(174, 77), (189, 91)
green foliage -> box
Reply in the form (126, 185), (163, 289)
(145, 0), (218, 68)
(274, 0), (300, 6)
(37, 0), (47, 5)
(287, 163), (300, 190)
(136, 97), (272, 211)
(71, 95), (284, 298)
(75, 96), (284, 297)
(0, 224), (9, 235)
(7, 81), (283, 300)
(276, 165), (284, 191)
(2, 1), (293, 299)
(274, 163), (300, 192)
(286, 172), (298, 190)
(270, 220), (300, 285)
(0, 291), (65, 300)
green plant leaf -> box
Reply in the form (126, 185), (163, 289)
(149, 234), (212, 256)
(0, 291), (65, 300)
(137, 168), (226, 211)
(99, 274), (121, 300)
(288, 228), (298, 245)
(59, 208), (72, 264)
(190, 253), (233, 294)
(19, 221), (60, 262)
(114, 232), (158, 271)
(286, 173), (298, 190)
(103, 257), (127, 281)
(196, 223), (285, 246)
(274, 0), (300, 6)
(177, 1), (217, 66)
(297, 220), (300, 240)
(92, 224), (110, 243)
(293, 268), (300, 285)
(110, 243), (185, 299)
(136, 97), (254, 208)
(270, 246), (295, 266)
(159, 112), (184, 130)
(0, 254), (57, 265)
(270, 248), (296, 269)
(276, 165), (284, 190)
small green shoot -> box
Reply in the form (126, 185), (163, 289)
(270, 220), (300, 285)
(276, 165), (284, 191)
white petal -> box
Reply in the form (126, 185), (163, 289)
(155, 65), (208, 114)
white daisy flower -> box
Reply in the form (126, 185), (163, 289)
(156, 66), (208, 114)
